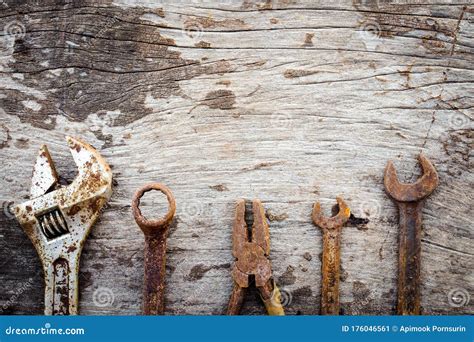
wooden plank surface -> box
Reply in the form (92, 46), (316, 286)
(0, 0), (472, 315)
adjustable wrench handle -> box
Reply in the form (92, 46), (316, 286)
(143, 230), (168, 315)
(44, 257), (79, 315)
(321, 228), (342, 315)
(396, 201), (423, 315)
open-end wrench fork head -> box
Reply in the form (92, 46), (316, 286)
(13, 137), (112, 315)
(384, 154), (438, 202)
(312, 196), (351, 231)
(383, 154), (438, 315)
(312, 196), (350, 315)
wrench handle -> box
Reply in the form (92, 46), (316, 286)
(320, 228), (341, 315)
(44, 257), (79, 315)
(143, 230), (168, 315)
(397, 201), (423, 315)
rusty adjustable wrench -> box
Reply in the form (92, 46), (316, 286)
(384, 154), (438, 315)
(132, 183), (176, 315)
(13, 137), (112, 315)
(312, 197), (351, 315)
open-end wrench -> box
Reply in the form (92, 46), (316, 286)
(384, 154), (438, 315)
(132, 183), (176, 315)
(13, 137), (112, 315)
(312, 196), (351, 315)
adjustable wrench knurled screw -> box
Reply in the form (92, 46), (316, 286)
(312, 196), (351, 315)
(132, 183), (176, 315)
(384, 154), (438, 315)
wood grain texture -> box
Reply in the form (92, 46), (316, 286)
(0, 0), (472, 315)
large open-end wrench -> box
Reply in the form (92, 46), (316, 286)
(384, 154), (438, 315)
(13, 137), (112, 315)
(312, 197), (351, 315)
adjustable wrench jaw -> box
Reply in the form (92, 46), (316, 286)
(13, 136), (112, 315)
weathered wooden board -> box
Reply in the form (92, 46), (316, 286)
(0, 0), (472, 315)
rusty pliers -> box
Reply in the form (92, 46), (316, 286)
(227, 199), (284, 315)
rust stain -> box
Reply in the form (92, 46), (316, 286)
(195, 41), (211, 48)
(284, 69), (319, 78)
(209, 184), (229, 192)
(303, 33), (314, 47)
(201, 89), (236, 110)
(216, 80), (231, 86)
(184, 16), (247, 29)
(186, 263), (230, 281)
(242, 0), (273, 10)
(278, 265), (296, 285)
(265, 209), (288, 222)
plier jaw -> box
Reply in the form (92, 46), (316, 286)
(227, 199), (284, 315)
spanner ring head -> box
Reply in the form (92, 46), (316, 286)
(132, 183), (176, 234)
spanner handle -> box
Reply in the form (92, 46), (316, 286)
(321, 229), (342, 315)
(143, 230), (168, 315)
(397, 201), (423, 315)
(44, 257), (79, 315)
